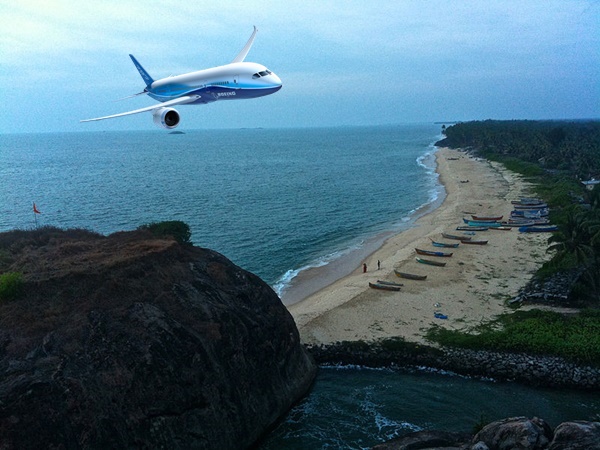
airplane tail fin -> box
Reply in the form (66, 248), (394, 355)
(129, 54), (154, 87)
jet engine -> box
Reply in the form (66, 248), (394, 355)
(152, 107), (180, 129)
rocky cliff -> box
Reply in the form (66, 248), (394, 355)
(0, 227), (316, 449)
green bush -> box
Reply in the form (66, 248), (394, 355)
(0, 272), (24, 301)
(138, 221), (192, 244)
(426, 309), (600, 366)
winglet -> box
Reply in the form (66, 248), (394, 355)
(129, 54), (154, 87)
(231, 26), (258, 63)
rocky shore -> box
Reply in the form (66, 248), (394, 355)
(306, 341), (600, 390)
(372, 417), (600, 450)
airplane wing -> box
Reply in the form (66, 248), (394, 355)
(231, 26), (257, 63)
(80, 95), (199, 122)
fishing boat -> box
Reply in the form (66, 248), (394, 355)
(511, 197), (543, 206)
(513, 203), (548, 210)
(519, 225), (558, 233)
(511, 209), (549, 218)
(456, 226), (488, 231)
(471, 215), (503, 221)
(376, 280), (404, 287)
(463, 219), (502, 227)
(415, 248), (453, 257)
(394, 270), (427, 280)
(369, 282), (401, 291)
(463, 217), (497, 224)
(416, 257), (446, 267)
(430, 239), (459, 248)
(503, 220), (535, 227)
(460, 239), (488, 245)
(442, 232), (471, 241)
(488, 226), (512, 231)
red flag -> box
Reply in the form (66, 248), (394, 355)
(33, 203), (41, 214)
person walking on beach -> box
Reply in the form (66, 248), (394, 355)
(363, 263), (367, 273)
(377, 260), (381, 270)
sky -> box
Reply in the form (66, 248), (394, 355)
(0, 0), (598, 133)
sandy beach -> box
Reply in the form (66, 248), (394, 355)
(287, 148), (551, 345)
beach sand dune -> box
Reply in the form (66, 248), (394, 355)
(288, 148), (550, 345)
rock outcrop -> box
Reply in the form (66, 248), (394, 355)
(371, 418), (600, 450)
(0, 227), (316, 449)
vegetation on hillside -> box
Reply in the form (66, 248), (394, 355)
(426, 309), (600, 367)
(439, 120), (600, 178)
(138, 221), (192, 244)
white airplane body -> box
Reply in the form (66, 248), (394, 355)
(81, 27), (281, 129)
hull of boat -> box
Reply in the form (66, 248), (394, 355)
(460, 239), (488, 245)
(442, 232), (471, 241)
(431, 240), (460, 248)
(416, 257), (446, 267)
(471, 215), (503, 221)
(369, 282), (401, 291)
(415, 248), (453, 257)
(394, 270), (427, 280)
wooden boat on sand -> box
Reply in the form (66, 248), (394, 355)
(488, 226), (512, 231)
(519, 225), (558, 233)
(415, 248), (453, 257)
(443, 232), (471, 241)
(416, 257), (446, 267)
(376, 280), (404, 287)
(369, 282), (401, 291)
(430, 239), (459, 248)
(456, 226), (488, 231)
(460, 239), (488, 245)
(395, 270), (427, 280)
(471, 215), (503, 221)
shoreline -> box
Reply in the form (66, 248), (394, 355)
(279, 145), (444, 305)
(288, 147), (551, 345)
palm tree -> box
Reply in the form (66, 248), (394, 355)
(547, 207), (593, 264)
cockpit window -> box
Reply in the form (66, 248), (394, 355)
(252, 69), (272, 79)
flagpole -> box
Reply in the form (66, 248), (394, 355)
(33, 202), (40, 228)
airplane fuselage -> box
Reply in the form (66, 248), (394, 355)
(148, 62), (282, 104)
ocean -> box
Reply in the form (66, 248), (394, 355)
(2, 125), (598, 448)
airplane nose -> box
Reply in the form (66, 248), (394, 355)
(271, 72), (282, 87)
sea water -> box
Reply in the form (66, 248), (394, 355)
(0, 124), (441, 295)
(257, 366), (600, 449)
(2, 125), (597, 448)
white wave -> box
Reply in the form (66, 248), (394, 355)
(272, 240), (365, 297)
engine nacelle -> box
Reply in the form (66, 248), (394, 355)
(152, 107), (180, 129)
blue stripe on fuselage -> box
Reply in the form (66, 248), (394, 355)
(148, 84), (281, 103)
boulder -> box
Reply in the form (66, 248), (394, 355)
(370, 430), (470, 449)
(549, 421), (600, 450)
(0, 228), (316, 449)
(472, 416), (553, 450)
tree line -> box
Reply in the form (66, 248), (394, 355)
(438, 120), (600, 179)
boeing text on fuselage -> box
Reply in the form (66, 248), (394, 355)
(80, 27), (281, 129)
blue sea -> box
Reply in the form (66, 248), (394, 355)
(1, 125), (598, 448)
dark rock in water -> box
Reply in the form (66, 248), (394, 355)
(372, 418), (599, 450)
(0, 227), (316, 449)
(472, 416), (553, 450)
(371, 430), (470, 449)
(549, 421), (600, 450)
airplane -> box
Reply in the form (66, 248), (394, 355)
(80, 26), (281, 129)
